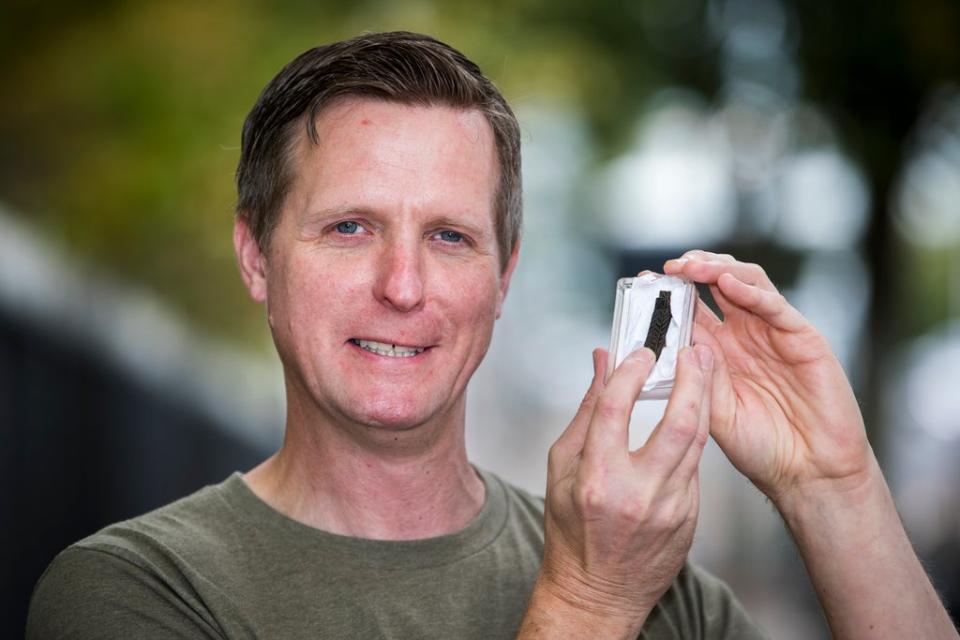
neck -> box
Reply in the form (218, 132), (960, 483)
(243, 391), (485, 540)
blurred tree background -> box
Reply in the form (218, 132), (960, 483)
(1, 0), (957, 346)
(3, 0), (959, 637)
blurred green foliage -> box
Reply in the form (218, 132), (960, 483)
(0, 0), (665, 343)
(0, 0), (957, 346)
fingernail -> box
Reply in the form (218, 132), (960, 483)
(696, 345), (713, 368)
(592, 349), (601, 377)
(665, 258), (687, 271)
(634, 347), (656, 364)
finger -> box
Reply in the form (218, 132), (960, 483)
(709, 282), (742, 321)
(692, 320), (734, 411)
(691, 320), (721, 353)
(664, 250), (718, 276)
(691, 317), (740, 449)
(716, 272), (807, 332)
(674, 345), (713, 482)
(665, 252), (777, 293)
(631, 347), (704, 479)
(670, 249), (735, 265)
(553, 349), (608, 458)
(665, 253), (773, 289)
(668, 249), (739, 268)
(683, 249), (738, 263)
(582, 347), (656, 464)
(693, 296), (722, 334)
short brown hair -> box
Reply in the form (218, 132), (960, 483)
(235, 31), (522, 269)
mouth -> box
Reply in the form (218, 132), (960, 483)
(348, 338), (428, 358)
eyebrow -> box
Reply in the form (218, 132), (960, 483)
(298, 206), (372, 226)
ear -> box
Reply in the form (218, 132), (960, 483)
(233, 216), (268, 303)
(495, 238), (521, 319)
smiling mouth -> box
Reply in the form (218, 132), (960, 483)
(349, 339), (427, 358)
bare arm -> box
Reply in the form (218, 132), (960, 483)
(778, 458), (954, 638)
(665, 251), (957, 639)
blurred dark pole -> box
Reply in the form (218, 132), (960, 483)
(790, 0), (960, 457)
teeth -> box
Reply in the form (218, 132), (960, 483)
(353, 339), (425, 358)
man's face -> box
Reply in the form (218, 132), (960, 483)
(237, 98), (517, 434)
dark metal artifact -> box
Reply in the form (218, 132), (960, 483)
(644, 290), (672, 361)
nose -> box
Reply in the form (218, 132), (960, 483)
(373, 235), (425, 312)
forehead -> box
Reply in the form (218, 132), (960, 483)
(311, 97), (494, 148)
(284, 98), (499, 226)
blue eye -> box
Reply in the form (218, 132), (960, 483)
(437, 230), (463, 243)
(335, 220), (360, 234)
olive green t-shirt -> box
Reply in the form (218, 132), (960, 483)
(27, 469), (766, 639)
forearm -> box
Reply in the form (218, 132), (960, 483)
(776, 454), (957, 639)
(516, 576), (649, 640)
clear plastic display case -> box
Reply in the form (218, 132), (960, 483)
(607, 273), (698, 400)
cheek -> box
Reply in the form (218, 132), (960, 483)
(268, 256), (348, 341)
(438, 270), (501, 328)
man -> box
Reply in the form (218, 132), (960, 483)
(28, 31), (956, 639)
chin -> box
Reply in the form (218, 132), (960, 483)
(326, 373), (461, 430)
(345, 397), (441, 432)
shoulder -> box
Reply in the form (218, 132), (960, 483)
(73, 474), (244, 568)
(27, 544), (224, 639)
(27, 475), (242, 639)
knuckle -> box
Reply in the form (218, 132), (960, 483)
(574, 480), (608, 514)
(665, 398), (700, 431)
(747, 262), (767, 278)
(655, 498), (692, 532)
(605, 492), (652, 526)
(547, 441), (565, 469)
(683, 249), (712, 262)
(664, 412), (699, 444)
(650, 509), (677, 533)
(692, 425), (709, 450)
(676, 419), (700, 445)
(595, 396), (629, 422)
(616, 502), (648, 527)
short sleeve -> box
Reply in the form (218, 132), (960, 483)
(26, 546), (225, 640)
(639, 562), (769, 639)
